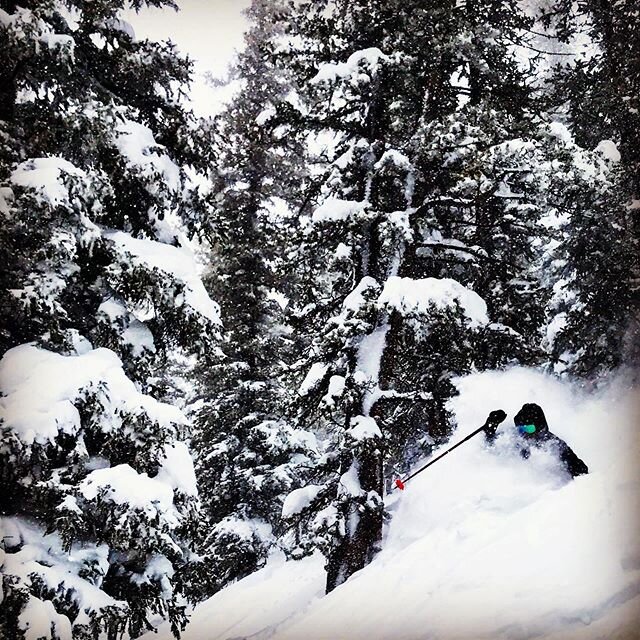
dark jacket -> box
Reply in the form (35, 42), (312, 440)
(514, 403), (588, 478)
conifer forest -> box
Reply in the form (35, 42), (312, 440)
(1, 1), (639, 639)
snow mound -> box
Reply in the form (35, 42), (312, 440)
(142, 553), (325, 640)
(144, 367), (640, 640)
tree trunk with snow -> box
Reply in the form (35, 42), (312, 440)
(326, 423), (384, 592)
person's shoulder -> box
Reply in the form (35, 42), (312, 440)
(542, 430), (564, 444)
(537, 431), (566, 452)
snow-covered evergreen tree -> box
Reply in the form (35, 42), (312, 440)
(192, 0), (316, 597)
(1, 0), (634, 630)
(540, 0), (640, 377)
(0, 2), (219, 637)
(274, 0), (619, 592)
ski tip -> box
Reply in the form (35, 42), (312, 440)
(395, 478), (405, 491)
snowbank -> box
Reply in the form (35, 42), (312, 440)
(144, 367), (640, 640)
(143, 553), (325, 640)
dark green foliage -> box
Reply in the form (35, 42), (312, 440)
(270, 0), (555, 591)
(192, 0), (315, 597)
(0, 1), (217, 638)
(541, 0), (640, 377)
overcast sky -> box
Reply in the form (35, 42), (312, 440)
(123, 0), (250, 77)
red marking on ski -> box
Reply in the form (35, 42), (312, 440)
(395, 478), (405, 491)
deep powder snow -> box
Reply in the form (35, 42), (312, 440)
(143, 367), (640, 640)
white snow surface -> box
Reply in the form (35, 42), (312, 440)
(0, 344), (186, 445)
(321, 375), (345, 406)
(299, 362), (329, 396)
(144, 367), (640, 640)
(80, 464), (175, 510)
(349, 415), (382, 441)
(114, 120), (181, 191)
(311, 197), (368, 223)
(546, 120), (574, 144)
(157, 442), (199, 496)
(211, 516), (273, 546)
(312, 47), (389, 84)
(343, 276), (379, 312)
(105, 231), (221, 325)
(379, 276), (490, 327)
(282, 485), (324, 518)
(97, 297), (156, 355)
(595, 139), (621, 163)
(3, 517), (117, 636)
(10, 157), (84, 205)
(356, 324), (390, 415)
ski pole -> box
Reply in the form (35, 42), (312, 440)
(394, 409), (506, 490)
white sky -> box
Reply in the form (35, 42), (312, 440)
(122, 0), (250, 115)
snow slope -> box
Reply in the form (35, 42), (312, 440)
(143, 367), (640, 640)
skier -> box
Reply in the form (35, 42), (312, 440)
(486, 403), (588, 478)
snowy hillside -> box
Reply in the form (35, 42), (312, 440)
(144, 368), (640, 640)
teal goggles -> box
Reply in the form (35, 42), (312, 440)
(518, 423), (536, 434)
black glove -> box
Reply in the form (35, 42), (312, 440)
(483, 409), (507, 443)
